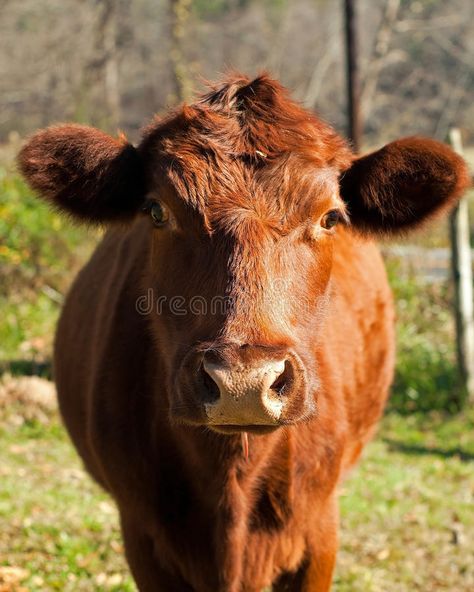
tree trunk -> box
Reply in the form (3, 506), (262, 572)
(169, 0), (192, 103)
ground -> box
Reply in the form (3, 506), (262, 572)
(0, 376), (473, 592)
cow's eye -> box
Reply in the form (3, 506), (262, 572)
(150, 202), (169, 227)
(321, 209), (342, 230)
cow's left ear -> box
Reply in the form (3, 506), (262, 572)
(339, 137), (470, 235)
(18, 124), (145, 224)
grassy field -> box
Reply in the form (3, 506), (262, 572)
(1, 377), (473, 591)
(1, 156), (474, 591)
(336, 411), (474, 591)
(0, 379), (133, 592)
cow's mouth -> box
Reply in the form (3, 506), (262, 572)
(209, 424), (279, 435)
(208, 425), (280, 461)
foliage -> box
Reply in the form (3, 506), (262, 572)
(0, 165), (98, 369)
(386, 258), (465, 414)
(0, 168), (97, 290)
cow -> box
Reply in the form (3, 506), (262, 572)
(18, 74), (469, 592)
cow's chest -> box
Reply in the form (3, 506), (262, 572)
(149, 467), (307, 591)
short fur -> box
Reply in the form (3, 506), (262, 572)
(18, 73), (470, 592)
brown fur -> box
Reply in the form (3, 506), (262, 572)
(18, 124), (144, 222)
(340, 136), (470, 235)
(18, 73), (470, 592)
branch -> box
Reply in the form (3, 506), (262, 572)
(360, 0), (401, 121)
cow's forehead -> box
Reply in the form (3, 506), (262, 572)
(140, 74), (351, 226)
(141, 73), (352, 169)
(160, 157), (343, 238)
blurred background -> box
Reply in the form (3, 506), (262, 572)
(0, 1), (473, 591)
(1, 0), (474, 144)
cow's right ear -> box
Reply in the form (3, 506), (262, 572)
(18, 124), (145, 223)
(339, 137), (470, 235)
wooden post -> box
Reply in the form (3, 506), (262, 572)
(449, 128), (474, 405)
(343, 0), (362, 152)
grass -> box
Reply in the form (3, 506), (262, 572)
(335, 411), (474, 591)
(385, 259), (464, 413)
(0, 400), (134, 592)
(0, 389), (473, 591)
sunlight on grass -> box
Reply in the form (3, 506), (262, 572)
(0, 416), (135, 591)
(336, 411), (474, 591)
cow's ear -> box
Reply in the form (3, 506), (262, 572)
(339, 137), (470, 235)
(18, 124), (145, 223)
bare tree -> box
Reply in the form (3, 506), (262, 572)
(169, 0), (192, 103)
(0, 0), (473, 144)
(360, 0), (401, 122)
(80, 0), (122, 130)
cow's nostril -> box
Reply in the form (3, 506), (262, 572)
(201, 365), (220, 403)
(270, 361), (293, 396)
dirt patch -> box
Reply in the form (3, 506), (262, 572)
(0, 375), (56, 427)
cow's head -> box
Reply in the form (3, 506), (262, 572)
(19, 74), (469, 435)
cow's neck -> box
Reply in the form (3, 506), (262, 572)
(165, 424), (294, 588)
(171, 424), (291, 493)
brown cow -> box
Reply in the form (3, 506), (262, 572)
(18, 74), (469, 591)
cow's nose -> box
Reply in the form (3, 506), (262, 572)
(202, 358), (291, 425)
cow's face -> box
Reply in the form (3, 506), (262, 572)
(140, 158), (346, 432)
(18, 74), (470, 434)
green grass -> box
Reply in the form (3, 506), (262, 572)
(335, 411), (474, 591)
(1, 395), (472, 591)
(0, 411), (135, 591)
(386, 258), (465, 413)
